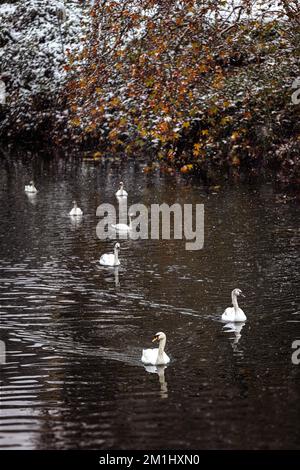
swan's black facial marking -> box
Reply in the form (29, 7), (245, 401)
(152, 335), (159, 343)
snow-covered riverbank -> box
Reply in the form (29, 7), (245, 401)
(0, 0), (88, 142)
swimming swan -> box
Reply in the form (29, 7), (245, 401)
(141, 332), (170, 365)
(25, 181), (37, 193)
(112, 213), (134, 231)
(69, 201), (83, 216)
(100, 242), (120, 266)
(222, 288), (246, 322)
(115, 182), (128, 198)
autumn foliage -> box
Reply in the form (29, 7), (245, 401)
(65, 0), (300, 189)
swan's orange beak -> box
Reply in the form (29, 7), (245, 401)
(152, 336), (158, 343)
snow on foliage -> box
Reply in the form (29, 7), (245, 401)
(0, 0), (88, 139)
(63, 0), (299, 190)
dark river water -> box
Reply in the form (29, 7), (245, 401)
(0, 156), (299, 450)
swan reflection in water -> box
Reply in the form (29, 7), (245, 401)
(144, 365), (168, 399)
(101, 266), (120, 288)
(113, 267), (120, 288)
(116, 193), (128, 217)
(223, 322), (246, 355)
(26, 192), (38, 206)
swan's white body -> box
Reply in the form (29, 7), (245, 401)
(112, 214), (133, 232)
(70, 215), (83, 228)
(141, 332), (170, 366)
(25, 182), (37, 193)
(222, 307), (246, 322)
(142, 349), (170, 366)
(222, 289), (246, 322)
(69, 207), (83, 216)
(26, 192), (37, 205)
(69, 202), (83, 216)
(100, 243), (120, 267)
(111, 222), (131, 231)
(115, 182), (128, 198)
(116, 189), (128, 197)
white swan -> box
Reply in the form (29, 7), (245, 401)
(100, 242), (120, 266)
(26, 192), (37, 205)
(69, 201), (83, 216)
(25, 181), (37, 193)
(222, 288), (246, 322)
(115, 181), (128, 198)
(141, 332), (170, 365)
(69, 214), (83, 229)
(111, 213), (133, 231)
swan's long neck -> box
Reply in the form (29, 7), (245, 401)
(157, 337), (166, 361)
(114, 249), (119, 264)
(232, 292), (239, 310)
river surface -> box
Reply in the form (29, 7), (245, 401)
(0, 156), (299, 449)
